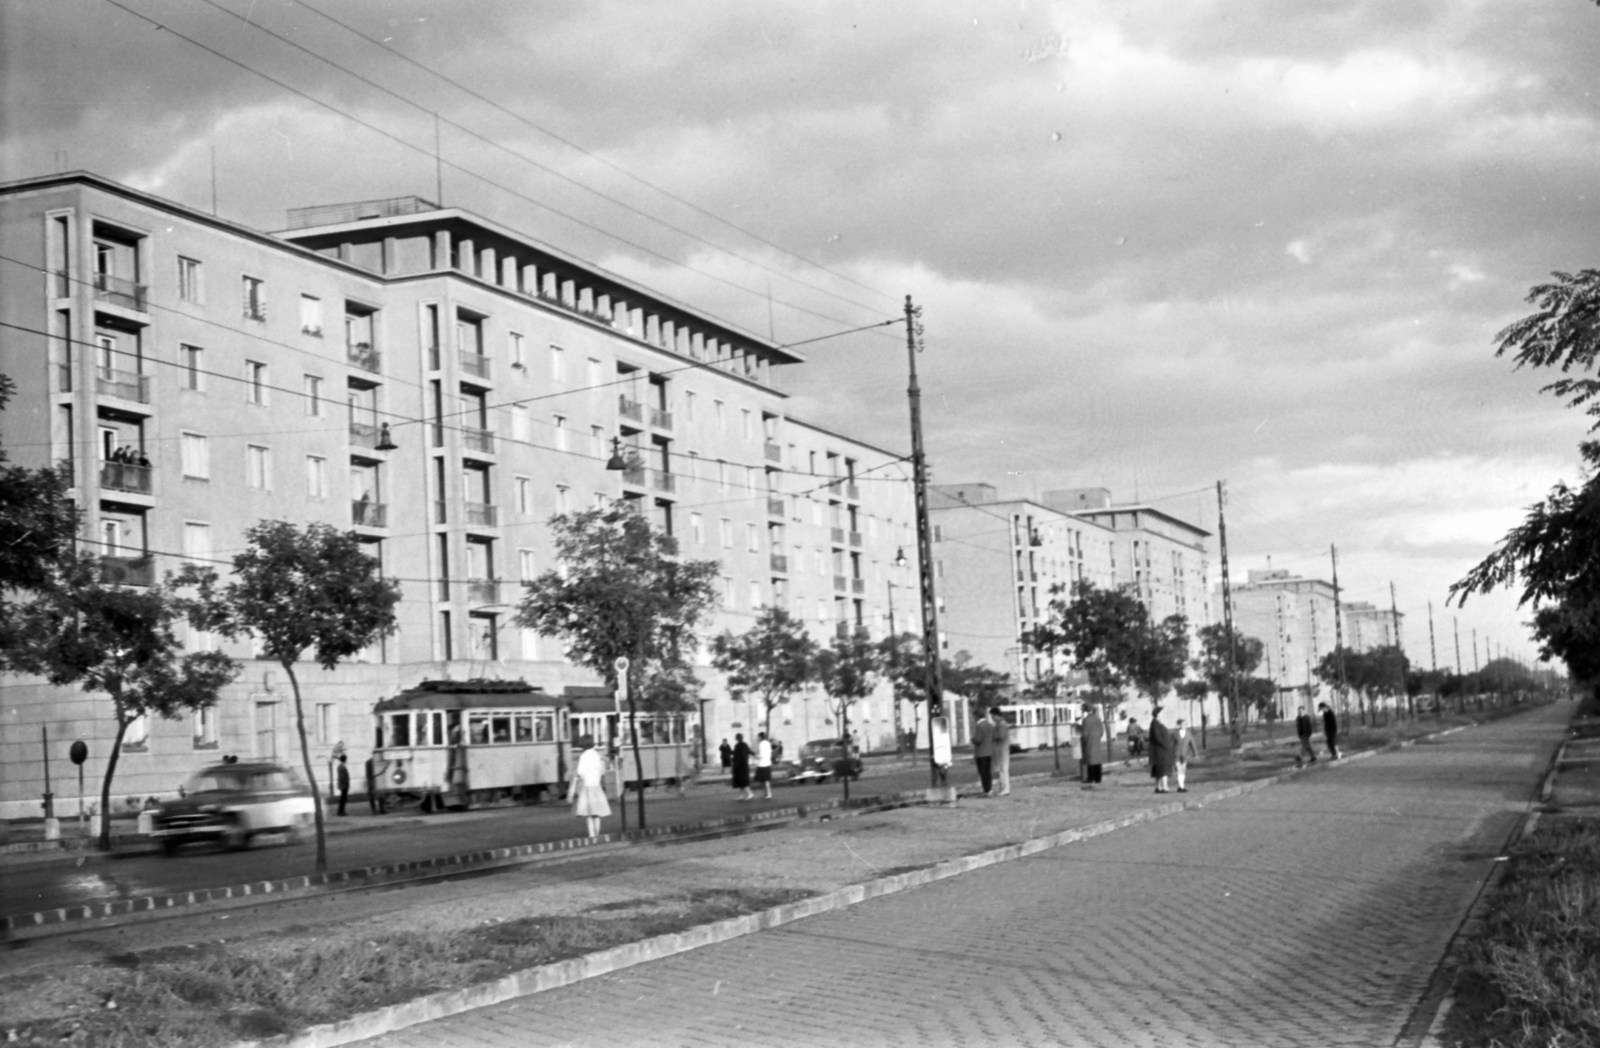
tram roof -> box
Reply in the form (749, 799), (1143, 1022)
(374, 679), (615, 712)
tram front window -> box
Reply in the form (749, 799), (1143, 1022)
(491, 715), (512, 743)
(535, 712), (554, 741)
(468, 715), (490, 745)
(514, 714), (533, 743)
(389, 714), (412, 748)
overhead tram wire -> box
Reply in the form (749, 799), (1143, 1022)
(289, 0), (899, 309)
(99, 0), (896, 344)
(193, 0), (893, 322)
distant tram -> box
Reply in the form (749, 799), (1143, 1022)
(995, 700), (1080, 753)
(371, 679), (700, 810)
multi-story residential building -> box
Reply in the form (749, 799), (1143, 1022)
(0, 172), (916, 817)
(1343, 601), (1404, 653)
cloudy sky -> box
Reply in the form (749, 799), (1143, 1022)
(6, 0), (1597, 671)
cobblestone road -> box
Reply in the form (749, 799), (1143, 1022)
(357, 705), (1568, 1048)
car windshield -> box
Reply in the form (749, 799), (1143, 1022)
(800, 741), (838, 758)
(186, 772), (247, 794)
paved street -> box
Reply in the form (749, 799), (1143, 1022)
(354, 704), (1567, 1048)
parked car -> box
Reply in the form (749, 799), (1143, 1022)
(794, 738), (863, 783)
(148, 761), (315, 855)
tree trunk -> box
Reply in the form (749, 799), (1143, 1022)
(97, 713), (128, 851)
(626, 669), (646, 830)
(840, 702), (850, 802)
(284, 661), (327, 874)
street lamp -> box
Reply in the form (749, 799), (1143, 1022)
(604, 435), (629, 471)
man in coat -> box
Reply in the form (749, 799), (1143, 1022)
(1295, 706), (1318, 767)
(991, 706), (1012, 796)
(1147, 706), (1174, 793)
(971, 708), (995, 796)
(1319, 702), (1341, 760)
(1080, 704), (1106, 787)
(1172, 718), (1199, 793)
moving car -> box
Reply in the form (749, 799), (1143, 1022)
(148, 761), (315, 855)
(794, 738), (863, 783)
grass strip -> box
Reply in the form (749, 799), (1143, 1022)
(4, 887), (811, 1048)
(1442, 816), (1600, 1048)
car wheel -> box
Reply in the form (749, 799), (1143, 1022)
(222, 817), (249, 851)
(161, 839), (180, 857)
(287, 812), (313, 845)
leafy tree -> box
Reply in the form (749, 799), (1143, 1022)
(1131, 613), (1190, 704)
(0, 375), (80, 606)
(813, 632), (883, 801)
(710, 606), (817, 738)
(517, 503), (718, 829)
(175, 521), (400, 873)
(4, 554), (238, 849)
(1192, 622), (1264, 744)
(878, 631), (928, 750)
(944, 650), (1012, 707)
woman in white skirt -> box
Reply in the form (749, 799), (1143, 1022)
(568, 734), (611, 839)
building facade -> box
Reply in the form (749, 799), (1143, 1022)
(0, 173), (916, 818)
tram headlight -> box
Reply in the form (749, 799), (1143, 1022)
(391, 766), (408, 785)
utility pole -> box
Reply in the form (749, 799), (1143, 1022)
(434, 112), (444, 207)
(1217, 481), (1242, 748)
(1427, 601), (1439, 717)
(904, 296), (947, 793)
(1390, 582), (1409, 720)
(1453, 617), (1464, 714)
(1331, 545), (1353, 724)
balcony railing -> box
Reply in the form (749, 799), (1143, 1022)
(830, 527), (845, 545)
(100, 461), (152, 495)
(467, 579), (501, 604)
(93, 272), (147, 312)
(653, 470), (675, 493)
(459, 351), (491, 380)
(649, 407), (673, 430)
(347, 341), (380, 372)
(618, 396), (643, 422)
(100, 555), (154, 587)
(55, 459), (75, 487)
(851, 578), (866, 595)
(835, 622), (850, 640)
(833, 575), (848, 592)
(770, 553), (788, 573)
(349, 421), (380, 449)
(621, 464), (646, 486)
(845, 483), (860, 501)
(766, 497), (785, 517)
(96, 367), (149, 404)
(463, 427), (497, 454)
(464, 501), (498, 527)
(764, 441), (782, 463)
(56, 363), (72, 393)
(352, 499), (388, 527)
(848, 531), (863, 548)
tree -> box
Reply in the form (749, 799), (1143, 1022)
(517, 503), (718, 829)
(1193, 622), (1264, 745)
(813, 632), (883, 801)
(709, 606), (817, 738)
(175, 521), (400, 873)
(3, 554), (238, 849)
(943, 650), (1012, 708)
(878, 631), (927, 751)
(0, 375), (80, 607)
(1131, 613), (1190, 705)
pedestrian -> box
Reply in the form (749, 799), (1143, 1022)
(1148, 705), (1174, 793)
(1295, 706), (1318, 767)
(971, 706), (995, 795)
(136, 450), (151, 469)
(1126, 716), (1145, 761)
(567, 733), (611, 840)
(731, 733), (753, 800)
(335, 753), (351, 815)
(364, 754), (384, 814)
(719, 738), (733, 771)
(1080, 704), (1106, 787)
(1319, 702), (1341, 759)
(991, 706), (1012, 796)
(1173, 718), (1198, 793)
(755, 731), (774, 799)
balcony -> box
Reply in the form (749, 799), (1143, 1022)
(93, 272), (147, 312)
(99, 461), (152, 495)
(459, 351), (491, 380)
(652, 470), (676, 494)
(349, 421), (381, 449)
(56, 459), (75, 487)
(830, 527), (845, 545)
(618, 396), (643, 423)
(100, 555), (153, 587)
(770, 553), (788, 573)
(848, 531), (862, 548)
(833, 575), (848, 592)
(764, 441), (782, 463)
(464, 501), (498, 527)
(851, 578), (866, 595)
(467, 579), (501, 605)
(649, 407), (673, 430)
(352, 499), (388, 527)
(462, 427), (497, 454)
(845, 483), (860, 501)
(347, 341), (381, 372)
(621, 464), (646, 487)
(96, 367), (149, 404)
(766, 497), (785, 518)
(835, 622), (850, 640)
(56, 363), (72, 393)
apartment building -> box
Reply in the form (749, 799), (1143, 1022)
(0, 172), (915, 817)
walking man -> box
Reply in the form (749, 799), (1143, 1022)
(992, 707), (1012, 796)
(1319, 702), (1341, 759)
(1148, 705), (1174, 794)
(731, 733), (753, 800)
(1172, 718), (1198, 793)
(972, 707), (995, 796)
(719, 738), (733, 771)
(335, 753), (351, 816)
(755, 731), (774, 800)
(1295, 706), (1318, 767)
(1080, 704), (1106, 787)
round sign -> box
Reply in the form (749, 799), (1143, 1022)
(615, 656), (629, 672)
(69, 741), (88, 766)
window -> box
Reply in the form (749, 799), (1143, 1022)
(717, 460), (728, 491)
(588, 357), (602, 387)
(245, 360), (267, 405)
(181, 432), (209, 479)
(722, 576), (735, 605)
(182, 522), (211, 565)
(742, 409), (753, 440)
(511, 404), (530, 442)
(300, 295), (323, 336)
(747, 522), (760, 552)
(553, 415), (568, 451)
(719, 518), (733, 549)
(179, 344), (203, 390)
(178, 257), (203, 303)
(315, 703), (338, 746)
(509, 332), (525, 369)
(303, 375), (323, 416)
(193, 706), (217, 748)
(690, 512), (704, 544)
(515, 476), (533, 514)
(550, 345), (565, 383)
(519, 549), (537, 581)
(305, 455), (327, 498)
(591, 425), (605, 460)
(684, 390), (697, 422)
(242, 275), (266, 320)
(749, 580), (763, 609)
(123, 712), (150, 751)
(246, 445), (271, 490)
(555, 484), (569, 514)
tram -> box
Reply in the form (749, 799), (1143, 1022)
(995, 700), (1080, 752)
(371, 679), (701, 810)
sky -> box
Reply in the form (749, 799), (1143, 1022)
(4, 0), (1596, 673)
